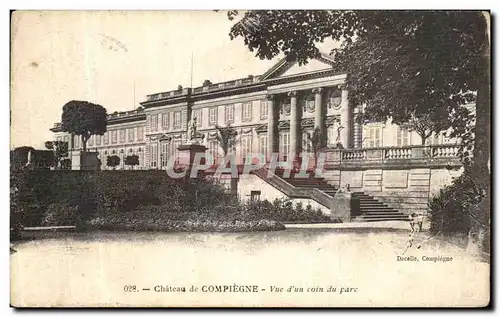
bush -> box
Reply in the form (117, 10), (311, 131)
(14, 170), (234, 227)
(87, 211), (285, 232)
(42, 202), (80, 227)
(240, 198), (335, 223)
(428, 167), (490, 243)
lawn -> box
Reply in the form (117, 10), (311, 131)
(10, 228), (489, 307)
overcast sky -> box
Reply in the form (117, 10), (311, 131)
(10, 11), (337, 149)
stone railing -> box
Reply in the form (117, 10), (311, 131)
(145, 88), (190, 102)
(324, 144), (462, 168)
(252, 168), (335, 208)
(108, 108), (144, 119)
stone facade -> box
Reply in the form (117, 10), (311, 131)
(50, 53), (472, 171)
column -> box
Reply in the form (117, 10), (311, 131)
(289, 91), (299, 162)
(313, 87), (324, 146)
(339, 86), (352, 148)
(266, 94), (278, 162)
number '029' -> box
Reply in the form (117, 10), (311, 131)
(124, 285), (137, 292)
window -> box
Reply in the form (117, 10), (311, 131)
(260, 100), (268, 120)
(149, 143), (158, 168)
(259, 135), (268, 160)
(160, 142), (169, 167)
(182, 110), (187, 129)
(88, 135), (94, 147)
(396, 126), (410, 146)
(225, 105), (234, 123)
(327, 126), (336, 146)
(63, 135), (69, 144)
(209, 107), (218, 125)
(104, 132), (109, 145)
(74, 135), (80, 149)
(302, 131), (311, 153)
(207, 140), (219, 164)
(172, 140), (182, 163)
(119, 129), (125, 143)
(150, 114), (158, 132)
(137, 127), (144, 141)
(173, 111), (181, 128)
(280, 132), (290, 161)
(425, 133), (444, 146)
(192, 109), (202, 127)
(365, 126), (381, 148)
(250, 190), (261, 201)
(240, 135), (252, 164)
(162, 113), (169, 130)
(95, 135), (102, 146)
(128, 128), (134, 143)
(242, 102), (252, 121)
(111, 130), (117, 144)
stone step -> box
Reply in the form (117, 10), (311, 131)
(354, 213), (408, 218)
(359, 206), (397, 213)
(352, 217), (410, 222)
(362, 211), (404, 216)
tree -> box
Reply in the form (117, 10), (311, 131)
(214, 124), (238, 157)
(227, 10), (490, 253)
(227, 11), (489, 173)
(106, 155), (120, 170)
(403, 113), (448, 146)
(45, 141), (69, 169)
(124, 154), (140, 170)
(61, 100), (107, 153)
(10, 146), (35, 169)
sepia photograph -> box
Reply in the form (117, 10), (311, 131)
(9, 9), (491, 308)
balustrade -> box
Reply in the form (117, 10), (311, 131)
(324, 144), (461, 167)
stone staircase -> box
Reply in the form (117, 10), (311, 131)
(272, 169), (338, 197)
(351, 192), (409, 222)
(255, 168), (409, 222)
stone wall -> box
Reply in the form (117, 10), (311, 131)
(237, 174), (332, 216)
(322, 145), (463, 215)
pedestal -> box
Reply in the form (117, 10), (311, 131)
(71, 151), (100, 170)
(177, 143), (207, 171)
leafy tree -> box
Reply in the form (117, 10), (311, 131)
(124, 154), (140, 170)
(214, 124), (238, 157)
(227, 10), (490, 253)
(227, 11), (489, 174)
(10, 146), (35, 168)
(401, 113), (449, 146)
(61, 100), (107, 153)
(106, 155), (120, 170)
(45, 141), (69, 169)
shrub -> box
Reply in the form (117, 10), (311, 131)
(429, 166), (489, 250)
(240, 198), (334, 223)
(14, 170), (235, 227)
(42, 202), (80, 227)
(87, 211), (285, 232)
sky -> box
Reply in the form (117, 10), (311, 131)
(10, 10), (338, 150)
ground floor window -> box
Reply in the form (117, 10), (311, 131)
(149, 143), (158, 168)
(279, 132), (290, 161)
(250, 190), (261, 201)
(364, 126), (382, 148)
(259, 135), (268, 161)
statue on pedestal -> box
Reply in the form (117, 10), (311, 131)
(187, 117), (204, 145)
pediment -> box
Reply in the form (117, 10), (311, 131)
(261, 54), (335, 81)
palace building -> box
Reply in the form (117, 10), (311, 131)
(50, 53), (469, 170)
